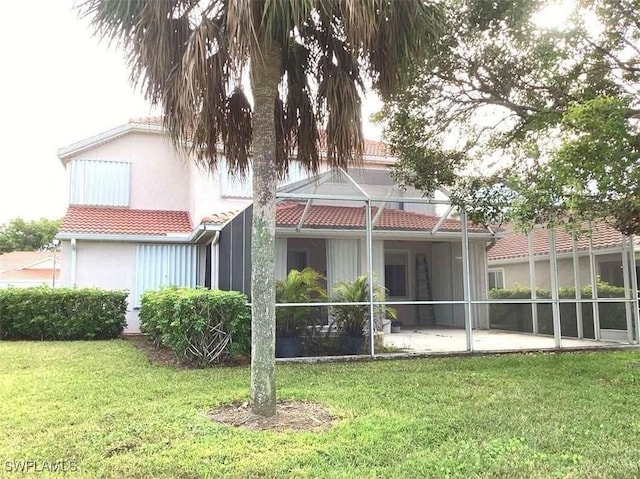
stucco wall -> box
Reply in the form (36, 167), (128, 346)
(494, 253), (625, 290)
(70, 241), (139, 333)
(69, 132), (191, 213)
(188, 160), (252, 224)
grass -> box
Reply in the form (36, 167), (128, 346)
(1, 341), (640, 478)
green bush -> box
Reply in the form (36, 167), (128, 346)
(0, 287), (127, 340)
(489, 281), (628, 336)
(139, 287), (250, 366)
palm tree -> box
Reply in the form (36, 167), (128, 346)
(80, 0), (442, 417)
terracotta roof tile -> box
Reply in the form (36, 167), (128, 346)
(487, 222), (637, 261)
(59, 206), (193, 236)
(200, 211), (237, 225)
(129, 117), (391, 157)
(276, 203), (488, 233)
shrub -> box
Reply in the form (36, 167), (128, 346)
(0, 287), (127, 340)
(139, 287), (250, 366)
(489, 281), (628, 336)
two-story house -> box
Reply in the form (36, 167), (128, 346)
(56, 117), (494, 333)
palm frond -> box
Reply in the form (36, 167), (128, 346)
(366, 0), (444, 98)
(278, 40), (321, 176)
(224, 88), (253, 176)
(80, 0), (439, 175)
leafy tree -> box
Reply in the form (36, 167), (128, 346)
(0, 218), (61, 253)
(81, 0), (442, 416)
(383, 0), (640, 233)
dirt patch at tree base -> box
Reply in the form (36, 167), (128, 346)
(122, 335), (249, 368)
(209, 401), (335, 432)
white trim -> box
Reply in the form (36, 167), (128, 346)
(57, 123), (166, 161)
(70, 238), (77, 287)
(19, 257), (56, 270)
(56, 224), (220, 244)
(487, 268), (505, 290)
(276, 227), (494, 241)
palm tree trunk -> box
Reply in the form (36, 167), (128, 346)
(250, 39), (281, 417)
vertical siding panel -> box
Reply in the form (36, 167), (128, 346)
(134, 244), (207, 306)
(69, 159), (130, 206)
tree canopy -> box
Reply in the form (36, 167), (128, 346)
(383, 0), (640, 233)
(0, 217), (61, 254)
(81, 0), (443, 417)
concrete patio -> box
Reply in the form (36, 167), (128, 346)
(382, 327), (627, 353)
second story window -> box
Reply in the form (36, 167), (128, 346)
(70, 159), (131, 207)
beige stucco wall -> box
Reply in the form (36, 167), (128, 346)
(58, 240), (73, 287)
(61, 240), (139, 333)
(494, 253), (625, 290)
(188, 160), (252, 223)
(68, 132), (191, 213)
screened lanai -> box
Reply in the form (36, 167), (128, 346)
(217, 167), (640, 357)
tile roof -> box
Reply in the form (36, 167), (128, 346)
(129, 117), (391, 157)
(200, 211), (237, 225)
(276, 203), (489, 233)
(487, 222), (637, 261)
(0, 251), (56, 273)
(59, 206), (193, 236)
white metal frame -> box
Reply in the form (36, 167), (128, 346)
(272, 168), (639, 357)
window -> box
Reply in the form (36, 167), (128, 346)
(287, 248), (309, 272)
(488, 269), (505, 290)
(599, 261), (624, 286)
(70, 159), (130, 206)
(385, 252), (408, 297)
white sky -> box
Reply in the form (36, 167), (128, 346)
(0, 1), (384, 224)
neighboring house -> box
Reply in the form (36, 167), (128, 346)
(0, 251), (60, 288)
(56, 117), (494, 333)
(487, 222), (639, 290)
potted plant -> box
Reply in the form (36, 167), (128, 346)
(330, 276), (396, 355)
(275, 268), (326, 358)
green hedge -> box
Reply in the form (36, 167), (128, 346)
(139, 287), (250, 366)
(0, 287), (127, 340)
(489, 282), (628, 337)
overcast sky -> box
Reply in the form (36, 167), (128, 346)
(0, 1), (383, 224)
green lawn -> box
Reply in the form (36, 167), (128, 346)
(1, 342), (640, 478)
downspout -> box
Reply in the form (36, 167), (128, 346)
(210, 232), (220, 290)
(70, 238), (77, 288)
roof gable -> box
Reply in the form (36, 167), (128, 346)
(58, 117), (392, 162)
(0, 251), (57, 273)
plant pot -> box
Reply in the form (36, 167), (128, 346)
(276, 336), (302, 358)
(391, 320), (402, 333)
(382, 319), (391, 334)
(342, 335), (365, 355)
